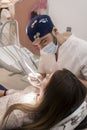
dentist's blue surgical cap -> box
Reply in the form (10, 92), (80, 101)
(26, 15), (54, 42)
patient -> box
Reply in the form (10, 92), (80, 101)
(0, 69), (87, 130)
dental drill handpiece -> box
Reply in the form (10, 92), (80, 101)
(23, 59), (42, 84)
(28, 67), (42, 84)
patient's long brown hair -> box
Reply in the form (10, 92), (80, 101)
(3, 69), (87, 130)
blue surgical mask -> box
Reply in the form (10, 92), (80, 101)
(41, 42), (58, 54)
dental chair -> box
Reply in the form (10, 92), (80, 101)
(0, 19), (39, 74)
(0, 0), (40, 89)
(51, 101), (87, 130)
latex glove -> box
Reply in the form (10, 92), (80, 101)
(28, 73), (43, 88)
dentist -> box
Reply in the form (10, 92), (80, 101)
(26, 14), (87, 88)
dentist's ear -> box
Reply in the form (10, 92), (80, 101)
(52, 27), (59, 36)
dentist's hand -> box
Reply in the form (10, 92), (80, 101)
(28, 73), (43, 88)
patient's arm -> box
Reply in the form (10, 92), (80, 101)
(0, 90), (5, 97)
(0, 89), (19, 97)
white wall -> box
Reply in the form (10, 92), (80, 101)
(48, 0), (87, 40)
